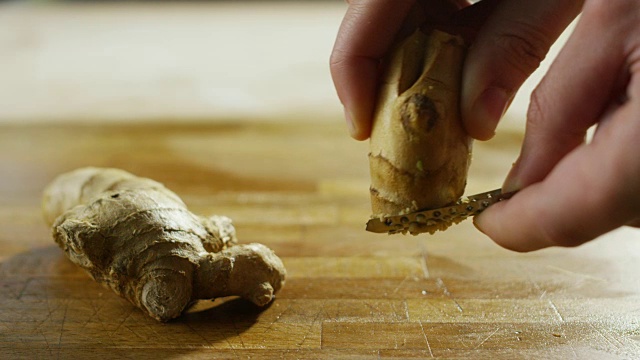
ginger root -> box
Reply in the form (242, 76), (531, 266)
(42, 167), (286, 322)
(369, 29), (472, 217)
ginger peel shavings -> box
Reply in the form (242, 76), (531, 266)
(369, 29), (472, 232)
(42, 167), (286, 322)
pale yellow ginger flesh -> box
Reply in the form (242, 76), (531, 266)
(369, 29), (472, 217)
(42, 167), (286, 322)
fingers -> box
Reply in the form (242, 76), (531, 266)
(475, 0), (640, 251)
(503, 2), (628, 192)
(461, 0), (583, 140)
(331, 0), (467, 140)
(475, 103), (640, 251)
(330, 0), (416, 140)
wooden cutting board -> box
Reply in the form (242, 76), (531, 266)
(1, 120), (640, 359)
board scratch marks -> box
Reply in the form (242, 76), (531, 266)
(406, 298), (463, 323)
(298, 302), (324, 348)
(588, 323), (625, 351)
(263, 301), (294, 334)
(222, 325), (238, 354)
(82, 299), (108, 332)
(474, 327), (500, 349)
(320, 318), (325, 351)
(420, 257), (429, 279)
(123, 322), (146, 341)
(185, 322), (213, 348)
(16, 277), (32, 300)
(364, 300), (383, 318)
(538, 290), (547, 300)
(545, 265), (606, 282)
(143, 318), (172, 344)
(111, 307), (135, 337)
(284, 257), (424, 279)
(524, 270), (546, 300)
(392, 275), (412, 295)
(418, 321), (434, 358)
(404, 301), (410, 321)
(35, 298), (65, 328)
(321, 322), (428, 349)
(453, 301), (464, 313)
(39, 326), (55, 358)
(548, 300), (565, 323)
(568, 342), (579, 359)
(436, 278), (463, 313)
(56, 303), (68, 360)
(420, 243), (430, 279)
(407, 299), (562, 323)
(231, 319), (246, 349)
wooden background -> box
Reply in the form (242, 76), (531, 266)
(2, 122), (640, 359)
(2, 2), (640, 360)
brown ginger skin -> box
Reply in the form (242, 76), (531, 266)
(42, 167), (286, 322)
(369, 29), (472, 218)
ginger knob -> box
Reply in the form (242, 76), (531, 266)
(369, 29), (472, 218)
(43, 167), (286, 321)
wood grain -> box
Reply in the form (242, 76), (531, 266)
(1, 121), (640, 359)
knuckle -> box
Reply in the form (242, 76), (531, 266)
(493, 22), (550, 78)
(329, 50), (342, 68)
(526, 86), (585, 141)
(525, 87), (549, 132)
(329, 49), (349, 73)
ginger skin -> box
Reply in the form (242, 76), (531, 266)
(369, 29), (472, 217)
(42, 167), (286, 322)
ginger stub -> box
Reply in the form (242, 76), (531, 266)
(43, 167), (286, 322)
(369, 29), (472, 218)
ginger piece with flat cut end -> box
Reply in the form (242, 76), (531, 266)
(42, 167), (286, 322)
(369, 29), (472, 218)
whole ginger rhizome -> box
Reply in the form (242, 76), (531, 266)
(43, 167), (286, 321)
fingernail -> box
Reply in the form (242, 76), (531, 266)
(472, 87), (511, 138)
(502, 158), (524, 193)
(502, 177), (523, 194)
(472, 214), (488, 236)
(344, 107), (358, 138)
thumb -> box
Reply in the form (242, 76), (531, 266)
(461, 0), (583, 140)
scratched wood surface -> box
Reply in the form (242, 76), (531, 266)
(1, 121), (640, 359)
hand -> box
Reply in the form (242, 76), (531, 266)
(330, 0), (582, 140)
(475, 0), (640, 251)
(332, 0), (640, 251)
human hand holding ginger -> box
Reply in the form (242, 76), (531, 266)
(331, 0), (640, 251)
